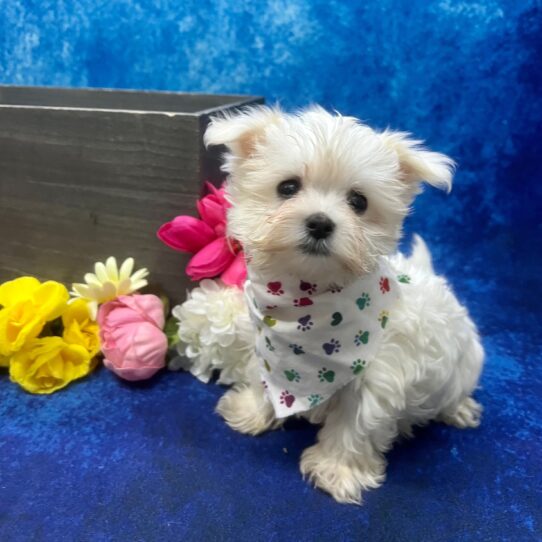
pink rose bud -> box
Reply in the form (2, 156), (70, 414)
(97, 294), (168, 381)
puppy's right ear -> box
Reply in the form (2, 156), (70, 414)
(204, 106), (282, 159)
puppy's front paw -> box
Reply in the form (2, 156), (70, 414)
(216, 386), (281, 436)
(300, 444), (385, 504)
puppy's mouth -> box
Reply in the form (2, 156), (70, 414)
(299, 239), (331, 256)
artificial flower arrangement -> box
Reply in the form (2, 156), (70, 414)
(158, 182), (253, 385)
(0, 182), (249, 394)
(0, 257), (171, 394)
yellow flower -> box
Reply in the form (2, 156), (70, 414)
(0, 277), (69, 357)
(62, 299), (101, 357)
(71, 257), (149, 319)
(9, 336), (96, 394)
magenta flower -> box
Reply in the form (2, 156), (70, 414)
(157, 183), (246, 287)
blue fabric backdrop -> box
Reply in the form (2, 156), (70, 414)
(0, 1), (541, 541)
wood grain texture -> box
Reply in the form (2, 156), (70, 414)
(0, 87), (263, 303)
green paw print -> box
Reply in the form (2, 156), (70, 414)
(284, 369), (300, 382)
(397, 273), (411, 284)
(356, 293), (371, 310)
(351, 359), (367, 375)
(378, 310), (389, 329)
(263, 315), (277, 327)
(265, 336), (275, 351)
(263, 359), (271, 372)
(354, 330), (370, 346)
(318, 367), (335, 383)
(308, 393), (324, 407)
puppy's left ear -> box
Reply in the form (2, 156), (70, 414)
(380, 131), (455, 192)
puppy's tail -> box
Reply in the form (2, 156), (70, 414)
(409, 234), (434, 273)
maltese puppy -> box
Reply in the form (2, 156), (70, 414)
(204, 106), (484, 504)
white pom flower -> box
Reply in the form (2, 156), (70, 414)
(71, 257), (149, 319)
(169, 279), (253, 385)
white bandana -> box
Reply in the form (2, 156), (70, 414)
(245, 258), (400, 418)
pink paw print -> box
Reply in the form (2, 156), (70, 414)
(267, 281), (284, 296)
(293, 297), (313, 307)
(280, 390), (295, 408)
(379, 277), (390, 294)
(299, 280), (317, 295)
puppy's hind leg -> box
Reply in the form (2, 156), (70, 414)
(439, 396), (482, 429)
(438, 336), (484, 429)
(216, 383), (282, 435)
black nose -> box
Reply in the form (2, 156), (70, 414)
(305, 213), (335, 240)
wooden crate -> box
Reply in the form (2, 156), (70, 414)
(0, 86), (263, 302)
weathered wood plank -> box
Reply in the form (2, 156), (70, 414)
(0, 87), (263, 302)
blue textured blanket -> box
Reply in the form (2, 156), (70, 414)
(1, 1), (541, 540)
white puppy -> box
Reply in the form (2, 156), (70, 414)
(204, 106), (484, 504)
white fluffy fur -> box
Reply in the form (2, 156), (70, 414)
(204, 106), (484, 504)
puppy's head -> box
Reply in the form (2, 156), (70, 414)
(205, 106), (454, 283)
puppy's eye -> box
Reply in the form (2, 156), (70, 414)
(347, 191), (368, 214)
(277, 179), (301, 198)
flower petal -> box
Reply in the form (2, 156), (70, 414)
(119, 258), (135, 281)
(130, 268), (149, 283)
(186, 237), (235, 281)
(105, 257), (119, 282)
(157, 216), (215, 253)
(84, 273), (102, 287)
(220, 252), (247, 287)
(0, 277), (41, 306)
(130, 279), (148, 292)
(71, 283), (92, 298)
(94, 262), (109, 283)
(197, 194), (227, 229)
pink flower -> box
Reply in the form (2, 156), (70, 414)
(97, 294), (168, 381)
(157, 183), (247, 287)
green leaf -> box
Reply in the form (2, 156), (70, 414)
(164, 316), (180, 347)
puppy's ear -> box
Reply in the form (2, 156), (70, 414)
(204, 106), (282, 159)
(380, 131), (455, 192)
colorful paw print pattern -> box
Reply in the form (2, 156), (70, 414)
(330, 312), (343, 326)
(249, 259), (400, 417)
(289, 343), (305, 355)
(327, 283), (344, 294)
(297, 314), (314, 331)
(265, 336), (275, 351)
(308, 393), (324, 407)
(299, 280), (318, 295)
(267, 281), (284, 296)
(318, 367), (336, 383)
(322, 338), (341, 355)
(379, 276), (391, 294)
(354, 330), (370, 346)
(293, 297), (313, 307)
(263, 315), (277, 327)
(356, 292), (371, 310)
(280, 390), (295, 408)
(351, 359), (367, 375)
(284, 369), (301, 382)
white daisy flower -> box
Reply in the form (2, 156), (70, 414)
(71, 257), (149, 319)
